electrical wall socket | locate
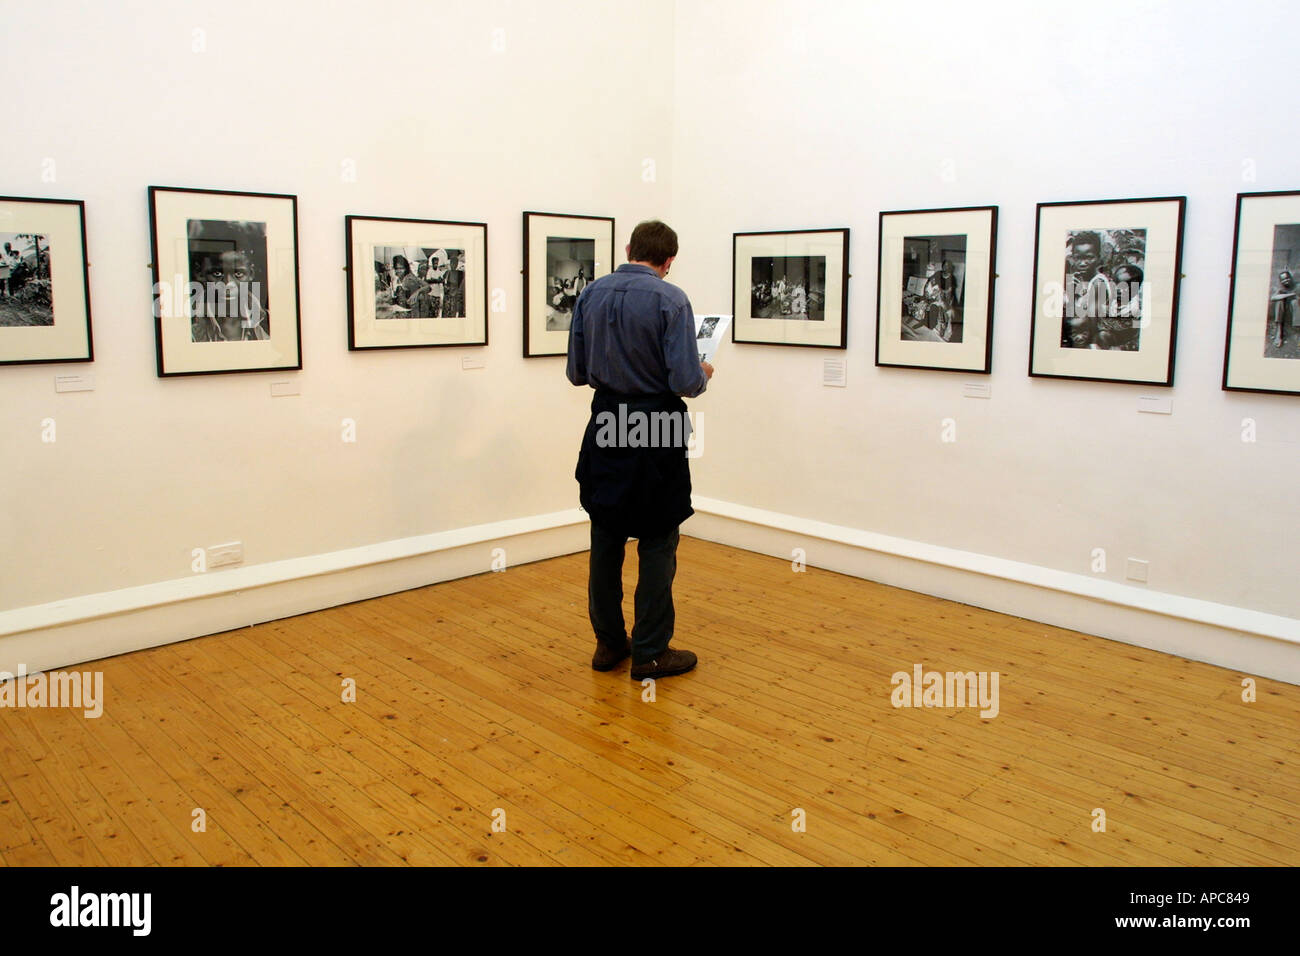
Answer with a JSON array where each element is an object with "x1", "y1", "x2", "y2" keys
[{"x1": 207, "y1": 541, "x2": 243, "y2": 568}]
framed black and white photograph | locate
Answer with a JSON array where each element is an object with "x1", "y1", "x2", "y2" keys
[
  {"x1": 732, "y1": 228, "x2": 849, "y2": 348},
  {"x1": 1030, "y1": 197, "x2": 1185, "y2": 385},
  {"x1": 347, "y1": 216, "x2": 487, "y2": 351},
  {"x1": 876, "y1": 206, "x2": 997, "y2": 373},
  {"x1": 1224, "y1": 190, "x2": 1300, "y2": 394},
  {"x1": 0, "y1": 196, "x2": 92, "y2": 366},
  {"x1": 522, "y1": 211, "x2": 613, "y2": 357},
  {"x1": 149, "y1": 186, "x2": 301, "y2": 376}
]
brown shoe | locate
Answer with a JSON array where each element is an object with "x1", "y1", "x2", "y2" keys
[
  {"x1": 591, "y1": 639, "x2": 631, "y2": 671},
  {"x1": 630, "y1": 648, "x2": 697, "y2": 680}
]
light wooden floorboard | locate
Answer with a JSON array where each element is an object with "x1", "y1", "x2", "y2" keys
[{"x1": 1, "y1": 536, "x2": 1296, "y2": 866}]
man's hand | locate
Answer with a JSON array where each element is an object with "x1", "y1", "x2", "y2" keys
[{"x1": 701, "y1": 361, "x2": 714, "y2": 380}]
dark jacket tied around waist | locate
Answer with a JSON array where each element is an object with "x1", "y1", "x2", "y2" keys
[{"x1": 576, "y1": 390, "x2": 693, "y2": 539}]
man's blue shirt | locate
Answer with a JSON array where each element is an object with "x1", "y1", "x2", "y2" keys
[{"x1": 566, "y1": 264, "x2": 708, "y2": 398}]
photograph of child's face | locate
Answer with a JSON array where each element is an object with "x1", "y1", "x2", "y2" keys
[
  {"x1": 202, "y1": 251, "x2": 255, "y2": 311},
  {"x1": 186, "y1": 218, "x2": 270, "y2": 342},
  {"x1": 1065, "y1": 311, "x2": 1094, "y2": 347},
  {"x1": 1069, "y1": 239, "x2": 1101, "y2": 279}
]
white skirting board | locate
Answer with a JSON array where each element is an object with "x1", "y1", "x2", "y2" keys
[
  {"x1": 0, "y1": 511, "x2": 591, "y2": 677},
  {"x1": 684, "y1": 497, "x2": 1300, "y2": 686},
  {"x1": 5, "y1": 499, "x2": 1298, "y2": 686}
]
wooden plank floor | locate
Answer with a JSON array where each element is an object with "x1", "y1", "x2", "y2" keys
[{"x1": 2, "y1": 536, "x2": 1297, "y2": 866}]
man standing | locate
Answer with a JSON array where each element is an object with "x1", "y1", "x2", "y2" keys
[
  {"x1": 566, "y1": 220, "x2": 713, "y2": 679},
  {"x1": 1269, "y1": 270, "x2": 1298, "y2": 351},
  {"x1": 937, "y1": 260, "x2": 958, "y2": 308}
]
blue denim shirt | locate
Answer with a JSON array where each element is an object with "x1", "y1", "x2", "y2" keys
[{"x1": 566, "y1": 264, "x2": 708, "y2": 398}]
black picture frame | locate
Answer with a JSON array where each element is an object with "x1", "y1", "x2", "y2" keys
[
  {"x1": 345, "y1": 215, "x2": 488, "y2": 351},
  {"x1": 875, "y1": 205, "x2": 998, "y2": 374},
  {"x1": 1029, "y1": 196, "x2": 1185, "y2": 386},
  {"x1": 149, "y1": 186, "x2": 302, "y2": 377},
  {"x1": 522, "y1": 211, "x2": 614, "y2": 358},
  {"x1": 0, "y1": 195, "x2": 93, "y2": 366},
  {"x1": 732, "y1": 228, "x2": 849, "y2": 349},
  {"x1": 1223, "y1": 190, "x2": 1300, "y2": 395}
]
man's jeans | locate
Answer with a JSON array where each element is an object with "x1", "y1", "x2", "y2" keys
[{"x1": 588, "y1": 520, "x2": 679, "y2": 664}]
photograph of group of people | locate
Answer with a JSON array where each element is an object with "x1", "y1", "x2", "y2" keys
[
  {"x1": 545, "y1": 238, "x2": 595, "y2": 332},
  {"x1": 373, "y1": 245, "x2": 466, "y2": 321},
  {"x1": 187, "y1": 219, "x2": 270, "y2": 343},
  {"x1": 1059, "y1": 228, "x2": 1146, "y2": 351},
  {"x1": 1266, "y1": 223, "x2": 1300, "y2": 360},
  {"x1": 0, "y1": 233, "x2": 52, "y2": 327},
  {"x1": 696, "y1": 314, "x2": 719, "y2": 363},
  {"x1": 900, "y1": 235, "x2": 965, "y2": 343},
  {"x1": 750, "y1": 255, "x2": 826, "y2": 321}
]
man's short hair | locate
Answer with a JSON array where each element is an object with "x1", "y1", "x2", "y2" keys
[{"x1": 629, "y1": 220, "x2": 678, "y2": 266}]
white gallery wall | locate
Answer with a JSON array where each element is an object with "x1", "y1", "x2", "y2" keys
[
  {"x1": 1, "y1": 1, "x2": 674, "y2": 632},
  {"x1": 2, "y1": 0, "x2": 1297, "y2": 680},
  {"x1": 672, "y1": 0, "x2": 1299, "y2": 674}
]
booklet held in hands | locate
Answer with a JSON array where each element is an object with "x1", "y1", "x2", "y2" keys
[{"x1": 694, "y1": 313, "x2": 731, "y2": 364}]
